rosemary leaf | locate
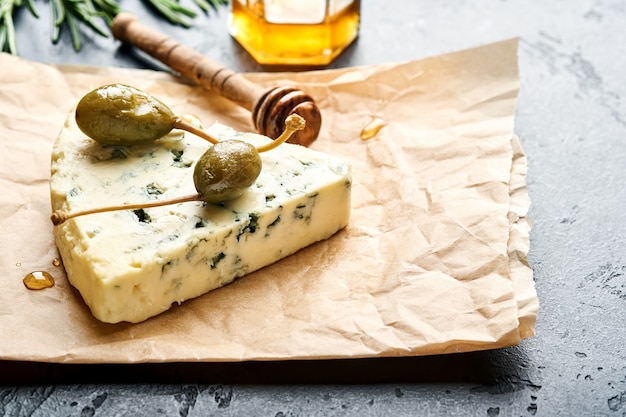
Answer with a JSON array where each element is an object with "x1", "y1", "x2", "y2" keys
[
  {"x1": 50, "y1": 0, "x2": 62, "y2": 43},
  {"x1": 65, "y1": 6, "x2": 81, "y2": 51},
  {"x1": 24, "y1": 0, "x2": 38, "y2": 17},
  {"x1": 4, "y1": 8, "x2": 15, "y2": 54}
]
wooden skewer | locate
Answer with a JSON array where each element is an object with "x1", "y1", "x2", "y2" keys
[{"x1": 111, "y1": 12, "x2": 321, "y2": 147}]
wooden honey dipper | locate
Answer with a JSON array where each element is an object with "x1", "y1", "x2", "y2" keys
[{"x1": 111, "y1": 12, "x2": 321, "y2": 147}]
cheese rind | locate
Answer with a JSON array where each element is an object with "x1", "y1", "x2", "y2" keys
[{"x1": 51, "y1": 114, "x2": 351, "y2": 323}]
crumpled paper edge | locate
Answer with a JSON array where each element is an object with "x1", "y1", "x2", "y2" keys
[{"x1": 509, "y1": 135, "x2": 538, "y2": 338}]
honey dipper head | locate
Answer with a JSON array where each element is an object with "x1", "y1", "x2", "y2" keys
[{"x1": 253, "y1": 86, "x2": 322, "y2": 147}]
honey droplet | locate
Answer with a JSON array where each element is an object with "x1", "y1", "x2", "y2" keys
[
  {"x1": 15, "y1": 262, "x2": 22, "y2": 267},
  {"x1": 23, "y1": 271, "x2": 55, "y2": 290},
  {"x1": 360, "y1": 117, "x2": 387, "y2": 141},
  {"x1": 52, "y1": 258, "x2": 62, "y2": 267}
]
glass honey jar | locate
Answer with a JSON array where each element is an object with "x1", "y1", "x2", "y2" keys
[{"x1": 228, "y1": 0, "x2": 360, "y2": 66}]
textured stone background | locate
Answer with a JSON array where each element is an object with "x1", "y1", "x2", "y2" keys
[{"x1": 2, "y1": 0, "x2": 625, "y2": 416}]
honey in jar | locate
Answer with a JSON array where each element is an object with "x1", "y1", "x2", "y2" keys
[{"x1": 228, "y1": 0, "x2": 360, "y2": 66}]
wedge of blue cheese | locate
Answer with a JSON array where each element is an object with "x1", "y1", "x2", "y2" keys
[{"x1": 50, "y1": 114, "x2": 351, "y2": 323}]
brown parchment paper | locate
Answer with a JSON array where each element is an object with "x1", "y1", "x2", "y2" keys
[{"x1": 0, "y1": 38, "x2": 537, "y2": 363}]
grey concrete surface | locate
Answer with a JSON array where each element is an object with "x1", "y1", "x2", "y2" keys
[{"x1": 2, "y1": 0, "x2": 625, "y2": 416}]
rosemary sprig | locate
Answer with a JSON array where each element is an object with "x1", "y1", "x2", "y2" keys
[
  {"x1": 0, "y1": 0, "x2": 227, "y2": 55},
  {"x1": 50, "y1": 0, "x2": 111, "y2": 51},
  {"x1": 0, "y1": 0, "x2": 38, "y2": 55}
]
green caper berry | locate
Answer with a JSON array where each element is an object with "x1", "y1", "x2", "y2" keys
[
  {"x1": 75, "y1": 83, "x2": 178, "y2": 145},
  {"x1": 193, "y1": 140, "x2": 262, "y2": 204}
]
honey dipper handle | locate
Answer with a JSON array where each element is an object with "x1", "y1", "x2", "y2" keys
[
  {"x1": 111, "y1": 13, "x2": 322, "y2": 146},
  {"x1": 111, "y1": 12, "x2": 263, "y2": 110}
]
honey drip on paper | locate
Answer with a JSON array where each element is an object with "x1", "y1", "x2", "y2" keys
[
  {"x1": 23, "y1": 271, "x2": 55, "y2": 290},
  {"x1": 52, "y1": 258, "x2": 62, "y2": 267},
  {"x1": 360, "y1": 117, "x2": 387, "y2": 141}
]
